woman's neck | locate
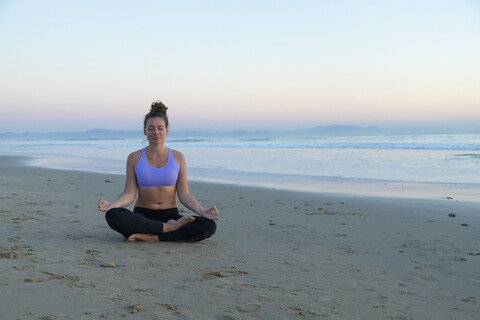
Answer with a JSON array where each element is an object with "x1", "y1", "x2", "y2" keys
[{"x1": 147, "y1": 144, "x2": 167, "y2": 153}]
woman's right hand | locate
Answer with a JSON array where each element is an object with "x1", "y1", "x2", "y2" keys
[{"x1": 98, "y1": 198, "x2": 112, "y2": 212}]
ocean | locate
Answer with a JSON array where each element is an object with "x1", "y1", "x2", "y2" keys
[{"x1": 1, "y1": 133, "x2": 479, "y2": 200}]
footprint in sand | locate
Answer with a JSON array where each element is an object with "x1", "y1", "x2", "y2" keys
[
  {"x1": 38, "y1": 315, "x2": 58, "y2": 320},
  {"x1": 202, "y1": 269, "x2": 248, "y2": 279},
  {"x1": 24, "y1": 278, "x2": 46, "y2": 283},
  {"x1": 0, "y1": 245, "x2": 34, "y2": 259},
  {"x1": 127, "y1": 304, "x2": 143, "y2": 314},
  {"x1": 236, "y1": 303, "x2": 262, "y2": 313},
  {"x1": 216, "y1": 315, "x2": 242, "y2": 320}
]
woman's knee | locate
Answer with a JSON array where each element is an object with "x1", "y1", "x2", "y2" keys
[
  {"x1": 203, "y1": 219, "x2": 217, "y2": 238},
  {"x1": 105, "y1": 208, "x2": 128, "y2": 229}
]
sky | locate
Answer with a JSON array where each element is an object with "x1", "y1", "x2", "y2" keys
[{"x1": 0, "y1": 0, "x2": 479, "y2": 133}]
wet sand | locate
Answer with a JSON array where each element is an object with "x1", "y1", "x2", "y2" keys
[{"x1": 0, "y1": 156, "x2": 478, "y2": 319}]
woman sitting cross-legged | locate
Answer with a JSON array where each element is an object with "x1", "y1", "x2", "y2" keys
[{"x1": 98, "y1": 100, "x2": 218, "y2": 242}]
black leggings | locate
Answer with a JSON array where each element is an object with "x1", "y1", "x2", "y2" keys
[{"x1": 105, "y1": 207, "x2": 216, "y2": 242}]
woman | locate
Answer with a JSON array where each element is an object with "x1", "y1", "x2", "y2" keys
[{"x1": 98, "y1": 100, "x2": 218, "y2": 242}]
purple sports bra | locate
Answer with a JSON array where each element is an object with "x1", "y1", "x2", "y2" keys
[{"x1": 135, "y1": 148, "x2": 180, "y2": 187}]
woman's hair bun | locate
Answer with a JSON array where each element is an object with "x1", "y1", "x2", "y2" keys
[
  {"x1": 150, "y1": 100, "x2": 168, "y2": 114},
  {"x1": 144, "y1": 100, "x2": 170, "y2": 128}
]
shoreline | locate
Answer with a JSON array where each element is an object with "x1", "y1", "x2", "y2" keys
[
  {"x1": 20, "y1": 154, "x2": 480, "y2": 203},
  {"x1": 1, "y1": 156, "x2": 479, "y2": 319}
]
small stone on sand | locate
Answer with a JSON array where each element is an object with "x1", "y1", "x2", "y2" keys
[{"x1": 101, "y1": 262, "x2": 116, "y2": 268}]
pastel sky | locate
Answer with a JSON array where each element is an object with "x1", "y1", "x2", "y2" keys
[{"x1": 1, "y1": 0, "x2": 479, "y2": 132}]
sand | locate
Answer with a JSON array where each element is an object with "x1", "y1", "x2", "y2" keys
[{"x1": 0, "y1": 155, "x2": 478, "y2": 319}]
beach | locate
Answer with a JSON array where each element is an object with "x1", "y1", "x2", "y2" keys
[{"x1": 0, "y1": 156, "x2": 479, "y2": 319}]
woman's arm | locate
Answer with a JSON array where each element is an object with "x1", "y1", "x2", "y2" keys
[
  {"x1": 98, "y1": 152, "x2": 138, "y2": 211},
  {"x1": 174, "y1": 151, "x2": 219, "y2": 220}
]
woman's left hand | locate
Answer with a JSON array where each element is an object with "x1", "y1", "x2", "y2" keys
[{"x1": 202, "y1": 205, "x2": 219, "y2": 220}]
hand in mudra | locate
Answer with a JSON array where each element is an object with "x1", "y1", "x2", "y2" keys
[{"x1": 202, "y1": 206, "x2": 219, "y2": 220}]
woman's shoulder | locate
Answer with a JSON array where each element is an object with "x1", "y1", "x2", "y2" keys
[
  {"x1": 171, "y1": 148, "x2": 185, "y2": 163},
  {"x1": 127, "y1": 149, "x2": 142, "y2": 164}
]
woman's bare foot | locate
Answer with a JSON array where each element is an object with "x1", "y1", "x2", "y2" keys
[
  {"x1": 127, "y1": 216, "x2": 195, "y2": 242},
  {"x1": 127, "y1": 234, "x2": 159, "y2": 242},
  {"x1": 163, "y1": 215, "x2": 195, "y2": 233}
]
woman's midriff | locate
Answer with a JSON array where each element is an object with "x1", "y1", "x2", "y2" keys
[{"x1": 135, "y1": 186, "x2": 178, "y2": 210}]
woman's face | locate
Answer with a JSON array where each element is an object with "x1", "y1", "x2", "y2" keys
[{"x1": 144, "y1": 117, "x2": 168, "y2": 144}]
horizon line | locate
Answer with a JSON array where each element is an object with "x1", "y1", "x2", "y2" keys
[{"x1": 1, "y1": 123, "x2": 479, "y2": 136}]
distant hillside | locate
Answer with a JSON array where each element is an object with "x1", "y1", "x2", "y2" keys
[
  {"x1": 0, "y1": 129, "x2": 144, "y2": 140},
  {"x1": 295, "y1": 125, "x2": 384, "y2": 136},
  {"x1": 0, "y1": 124, "x2": 477, "y2": 140},
  {"x1": 168, "y1": 125, "x2": 387, "y2": 139}
]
